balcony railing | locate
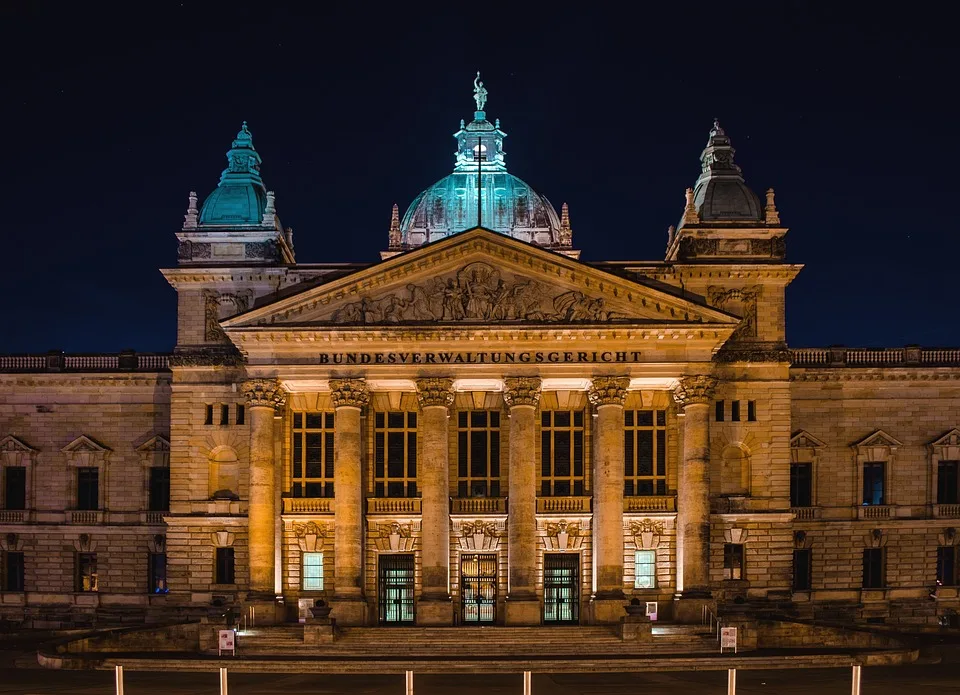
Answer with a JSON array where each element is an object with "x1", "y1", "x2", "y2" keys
[
  {"x1": 68, "y1": 510, "x2": 103, "y2": 524},
  {"x1": 367, "y1": 498, "x2": 422, "y2": 515},
  {"x1": 536, "y1": 496, "x2": 591, "y2": 514},
  {"x1": 623, "y1": 496, "x2": 676, "y2": 513},
  {"x1": 451, "y1": 497, "x2": 507, "y2": 514},
  {"x1": 791, "y1": 507, "x2": 820, "y2": 521},
  {"x1": 282, "y1": 497, "x2": 335, "y2": 514},
  {"x1": 935, "y1": 504, "x2": 960, "y2": 519},
  {"x1": 858, "y1": 505, "x2": 892, "y2": 520},
  {"x1": 0, "y1": 350, "x2": 170, "y2": 372},
  {"x1": 142, "y1": 511, "x2": 166, "y2": 524},
  {"x1": 791, "y1": 346, "x2": 960, "y2": 367},
  {"x1": 0, "y1": 510, "x2": 27, "y2": 523}
]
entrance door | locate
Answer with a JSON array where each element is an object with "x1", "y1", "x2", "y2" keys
[
  {"x1": 460, "y1": 553, "x2": 497, "y2": 624},
  {"x1": 378, "y1": 553, "x2": 415, "y2": 625},
  {"x1": 543, "y1": 553, "x2": 579, "y2": 624}
]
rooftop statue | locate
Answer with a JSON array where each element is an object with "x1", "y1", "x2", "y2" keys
[{"x1": 473, "y1": 71, "x2": 488, "y2": 112}]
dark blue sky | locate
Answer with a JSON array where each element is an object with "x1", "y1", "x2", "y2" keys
[{"x1": 3, "y1": 2, "x2": 955, "y2": 353}]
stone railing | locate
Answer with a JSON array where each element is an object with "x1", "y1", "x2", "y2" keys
[
  {"x1": 858, "y1": 505, "x2": 892, "y2": 520},
  {"x1": 142, "y1": 511, "x2": 166, "y2": 524},
  {"x1": 791, "y1": 507, "x2": 820, "y2": 521},
  {"x1": 537, "y1": 496, "x2": 592, "y2": 514},
  {"x1": 451, "y1": 497, "x2": 507, "y2": 514},
  {"x1": 367, "y1": 498, "x2": 422, "y2": 515},
  {"x1": 282, "y1": 498, "x2": 335, "y2": 514},
  {"x1": 0, "y1": 510, "x2": 28, "y2": 523},
  {"x1": 791, "y1": 346, "x2": 960, "y2": 368},
  {"x1": 623, "y1": 496, "x2": 676, "y2": 513},
  {"x1": 68, "y1": 510, "x2": 103, "y2": 524},
  {"x1": 934, "y1": 504, "x2": 960, "y2": 519},
  {"x1": 0, "y1": 351, "x2": 170, "y2": 373}
]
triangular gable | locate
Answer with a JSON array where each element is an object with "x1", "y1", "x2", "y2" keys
[
  {"x1": 930, "y1": 429, "x2": 960, "y2": 459},
  {"x1": 0, "y1": 435, "x2": 38, "y2": 467},
  {"x1": 791, "y1": 430, "x2": 826, "y2": 449},
  {"x1": 135, "y1": 435, "x2": 170, "y2": 454},
  {"x1": 61, "y1": 435, "x2": 111, "y2": 454},
  {"x1": 223, "y1": 228, "x2": 739, "y2": 330},
  {"x1": 851, "y1": 429, "x2": 903, "y2": 452}
]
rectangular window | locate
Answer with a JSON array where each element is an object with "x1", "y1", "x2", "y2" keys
[
  {"x1": 723, "y1": 543, "x2": 744, "y2": 580},
  {"x1": 790, "y1": 463, "x2": 813, "y2": 507},
  {"x1": 374, "y1": 412, "x2": 418, "y2": 498},
  {"x1": 715, "y1": 401, "x2": 724, "y2": 422},
  {"x1": 302, "y1": 552, "x2": 324, "y2": 591},
  {"x1": 623, "y1": 409, "x2": 667, "y2": 496},
  {"x1": 862, "y1": 548, "x2": 885, "y2": 589},
  {"x1": 540, "y1": 410, "x2": 584, "y2": 497},
  {"x1": 457, "y1": 411, "x2": 501, "y2": 498},
  {"x1": 938, "y1": 461, "x2": 960, "y2": 505},
  {"x1": 937, "y1": 547, "x2": 957, "y2": 586},
  {"x1": 76, "y1": 552, "x2": 98, "y2": 592},
  {"x1": 220, "y1": 404, "x2": 230, "y2": 426},
  {"x1": 215, "y1": 547, "x2": 235, "y2": 585},
  {"x1": 731, "y1": 400, "x2": 741, "y2": 422},
  {"x1": 634, "y1": 549, "x2": 656, "y2": 589},
  {"x1": 148, "y1": 552, "x2": 168, "y2": 594},
  {"x1": 793, "y1": 548, "x2": 812, "y2": 590},
  {"x1": 236, "y1": 404, "x2": 245, "y2": 426},
  {"x1": 204, "y1": 404, "x2": 214, "y2": 425},
  {"x1": 149, "y1": 467, "x2": 170, "y2": 512},
  {"x1": 862, "y1": 462, "x2": 885, "y2": 506},
  {"x1": 2, "y1": 551, "x2": 24, "y2": 592},
  {"x1": 747, "y1": 400, "x2": 757, "y2": 422},
  {"x1": 76, "y1": 467, "x2": 99, "y2": 511},
  {"x1": 291, "y1": 412, "x2": 336, "y2": 498},
  {"x1": 4, "y1": 466, "x2": 26, "y2": 510}
]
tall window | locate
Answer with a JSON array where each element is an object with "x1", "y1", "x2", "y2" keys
[
  {"x1": 76, "y1": 467, "x2": 99, "y2": 510},
  {"x1": 747, "y1": 401, "x2": 757, "y2": 422},
  {"x1": 938, "y1": 547, "x2": 959, "y2": 586},
  {"x1": 624, "y1": 410, "x2": 667, "y2": 496},
  {"x1": 215, "y1": 547, "x2": 235, "y2": 585},
  {"x1": 3, "y1": 467, "x2": 26, "y2": 510},
  {"x1": 938, "y1": 461, "x2": 960, "y2": 504},
  {"x1": 302, "y1": 552, "x2": 324, "y2": 591},
  {"x1": 149, "y1": 467, "x2": 170, "y2": 511},
  {"x1": 731, "y1": 401, "x2": 741, "y2": 422},
  {"x1": 292, "y1": 413, "x2": 336, "y2": 498},
  {"x1": 148, "y1": 553, "x2": 168, "y2": 593},
  {"x1": 790, "y1": 463, "x2": 813, "y2": 507},
  {"x1": 862, "y1": 463, "x2": 885, "y2": 506},
  {"x1": 723, "y1": 543, "x2": 744, "y2": 580},
  {"x1": 375, "y1": 412, "x2": 417, "y2": 498},
  {"x1": 457, "y1": 411, "x2": 500, "y2": 497},
  {"x1": 634, "y1": 550, "x2": 656, "y2": 589},
  {"x1": 76, "y1": 552, "x2": 98, "y2": 592},
  {"x1": 2, "y1": 551, "x2": 24, "y2": 592},
  {"x1": 793, "y1": 548, "x2": 812, "y2": 590},
  {"x1": 540, "y1": 411, "x2": 584, "y2": 496},
  {"x1": 862, "y1": 548, "x2": 885, "y2": 589},
  {"x1": 220, "y1": 404, "x2": 230, "y2": 426},
  {"x1": 715, "y1": 401, "x2": 724, "y2": 422},
  {"x1": 236, "y1": 404, "x2": 245, "y2": 425}
]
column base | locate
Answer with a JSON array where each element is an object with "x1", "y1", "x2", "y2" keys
[
  {"x1": 330, "y1": 596, "x2": 368, "y2": 626},
  {"x1": 673, "y1": 590, "x2": 715, "y2": 624},
  {"x1": 590, "y1": 592, "x2": 627, "y2": 624},
  {"x1": 416, "y1": 595, "x2": 454, "y2": 625},
  {"x1": 505, "y1": 594, "x2": 541, "y2": 626},
  {"x1": 241, "y1": 595, "x2": 283, "y2": 626}
]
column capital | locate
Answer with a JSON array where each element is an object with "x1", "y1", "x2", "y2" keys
[
  {"x1": 330, "y1": 378, "x2": 370, "y2": 409},
  {"x1": 239, "y1": 378, "x2": 286, "y2": 411},
  {"x1": 673, "y1": 375, "x2": 718, "y2": 408},
  {"x1": 503, "y1": 377, "x2": 542, "y2": 408},
  {"x1": 587, "y1": 376, "x2": 630, "y2": 407},
  {"x1": 415, "y1": 378, "x2": 455, "y2": 409}
]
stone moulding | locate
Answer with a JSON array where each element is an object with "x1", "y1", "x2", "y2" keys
[
  {"x1": 415, "y1": 378, "x2": 455, "y2": 409},
  {"x1": 169, "y1": 346, "x2": 244, "y2": 367},
  {"x1": 329, "y1": 378, "x2": 370, "y2": 408},
  {"x1": 587, "y1": 376, "x2": 630, "y2": 406},
  {"x1": 503, "y1": 376, "x2": 542, "y2": 408},
  {"x1": 240, "y1": 378, "x2": 287, "y2": 410},
  {"x1": 673, "y1": 375, "x2": 718, "y2": 407}
]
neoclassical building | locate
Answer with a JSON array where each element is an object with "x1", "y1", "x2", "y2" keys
[{"x1": 2, "y1": 81, "x2": 959, "y2": 629}]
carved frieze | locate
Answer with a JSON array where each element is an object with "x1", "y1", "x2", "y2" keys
[
  {"x1": 415, "y1": 377, "x2": 455, "y2": 409},
  {"x1": 714, "y1": 341, "x2": 791, "y2": 363},
  {"x1": 244, "y1": 240, "x2": 278, "y2": 260},
  {"x1": 177, "y1": 240, "x2": 211, "y2": 261},
  {"x1": 169, "y1": 346, "x2": 244, "y2": 367},
  {"x1": 329, "y1": 378, "x2": 370, "y2": 409},
  {"x1": 458, "y1": 520, "x2": 500, "y2": 551},
  {"x1": 240, "y1": 378, "x2": 287, "y2": 411},
  {"x1": 294, "y1": 521, "x2": 329, "y2": 553},
  {"x1": 544, "y1": 519, "x2": 583, "y2": 551},
  {"x1": 375, "y1": 521, "x2": 416, "y2": 552},
  {"x1": 587, "y1": 376, "x2": 630, "y2": 407},
  {"x1": 204, "y1": 290, "x2": 253, "y2": 343},
  {"x1": 503, "y1": 376, "x2": 542, "y2": 408},
  {"x1": 673, "y1": 375, "x2": 718, "y2": 408},
  {"x1": 630, "y1": 518, "x2": 665, "y2": 550},
  {"x1": 708, "y1": 285, "x2": 761, "y2": 340}
]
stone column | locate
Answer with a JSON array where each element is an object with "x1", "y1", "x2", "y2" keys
[
  {"x1": 673, "y1": 375, "x2": 718, "y2": 622},
  {"x1": 587, "y1": 376, "x2": 630, "y2": 623},
  {"x1": 415, "y1": 378, "x2": 455, "y2": 625},
  {"x1": 330, "y1": 378, "x2": 369, "y2": 626},
  {"x1": 503, "y1": 376, "x2": 542, "y2": 625},
  {"x1": 240, "y1": 378, "x2": 286, "y2": 598}
]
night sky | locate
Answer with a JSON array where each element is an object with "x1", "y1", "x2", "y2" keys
[{"x1": 3, "y1": 3, "x2": 955, "y2": 353}]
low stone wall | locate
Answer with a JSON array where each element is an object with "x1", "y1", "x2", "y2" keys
[
  {"x1": 60, "y1": 622, "x2": 200, "y2": 654},
  {"x1": 756, "y1": 619, "x2": 907, "y2": 650}
]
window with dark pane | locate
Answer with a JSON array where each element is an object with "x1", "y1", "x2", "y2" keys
[
  {"x1": 457, "y1": 411, "x2": 501, "y2": 498},
  {"x1": 215, "y1": 547, "x2": 235, "y2": 585},
  {"x1": 715, "y1": 401, "x2": 724, "y2": 422},
  {"x1": 862, "y1": 548, "x2": 884, "y2": 589},
  {"x1": 623, "y1": 410, "x2": 668, "y2": 497},
  {"x1": 792, "y1": 548, "x2": 812, "y2": 590},
  {"x1": 747, "y1": 400, "x2": 757, "y2": 422},
  {"x1": 937, "y1": 546, "x2": 958, "y2": 586},
  {"x1": 149, "y1": 466, "x2": 170, "y2": 511},
  {"x1": 2, "y1": 551, "x2": 24, "y2": 592},
  {"x1": 149, "y1": 552, "x2": 168, "y2": 593},
  {"x1": 204, "y1": 404, "x2": 214, "y2": 425},
  {"x1": 790, "y1": 463, "x2": 813, "y2": 507},
  {"x1": 731, "y1": 400, "x2": 741, "y2": 422},
  {"x1": 540, "y1": 411, "x2": 585, "y2": 496},
  {"x1": 4, "y1": 466, "x2": 26, "y2": 510},
  {"x1": 77, "y1": 467, "x2": 99, "y2": 510},
  {"x1": 723, "y1": 543, "x2": 744, "y2": 580},
  {"x1": 938, "y1": 461, "x2": 960, "y2": 505},
  {"x1": 291, "y1": 412, "x2": 336, "y2": 498},
  {"x1": 220, "y1": 404, "x2": 230, "y2": 426},
  {"x1": 862, "y1": 462, "x2": 885, "y2": 506},
  {"x1": 236, "y1": 404, "x2": 245, "y2": 425},
  {"x1": 375, "y1": 412, "x2": 418, "y2": 498}
]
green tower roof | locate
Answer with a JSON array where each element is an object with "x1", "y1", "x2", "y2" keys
[{"x1": 198, "y1": 122, "x2": 268, "y2": 226}]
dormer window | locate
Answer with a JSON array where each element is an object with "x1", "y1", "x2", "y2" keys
[{"x1": 473, "y1": 144, "x2": 488, "y2": 162}]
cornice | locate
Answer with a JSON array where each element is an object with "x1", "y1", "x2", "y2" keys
[
  {"x1": 790, "y1": 369, "x2": 960, "y2": 382},
  {"x1": 634, "y1": 264, "x2": 804, "y2": 283},
  {"x1": 0, "y1": 375, "x2": 171, "y2": 388}
]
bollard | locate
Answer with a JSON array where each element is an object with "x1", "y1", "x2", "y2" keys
[
  {"x1": 114, "y1": 665, "x2": 124, "y2": 695},
  {"x1": 523, "y1": 670, "x2": 532, "y2": 695},
  {"x1": 220, "y1": 666, "x2": 228, "y2": 695},
  {"x1": 851, "y1": 664, "x2": 861, "y2": 695},
  {"x1": 405, "y1": 670, "x2": 414, "y2": 695},
  {"x1": 727, "y1": 668, "x2": 736, "y2": 695}
]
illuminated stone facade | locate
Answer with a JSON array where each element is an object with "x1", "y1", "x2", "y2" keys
[{"x1": 1, "y1": 90, "x2": 959, "y2": 630}]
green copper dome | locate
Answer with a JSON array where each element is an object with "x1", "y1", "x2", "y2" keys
[{"x1": 198, "y1": 122, "x2": 268, "y2": 226}]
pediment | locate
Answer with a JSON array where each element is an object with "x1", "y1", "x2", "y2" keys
[
  {"x1": 0, "y1": 435, "x2": 38, "y2": 467},
  {"x1": 136, "y1": 434, "x2": 170, "y2": 454},
  {"x1": 851, "y1": 429, "x2": 902, "y2": 453},
  {"x1": 223, "y1": 228, "x2": 739, "y2": 330},
  {"x1": 930, "y1": 429, "x2": 960, "y2": 459},
  {"x1": 62, "y1": 435, "x2": 111, "y2": 466},
  {"x1": 790, "y1": 430, "x2": 826, "y2": 449}
]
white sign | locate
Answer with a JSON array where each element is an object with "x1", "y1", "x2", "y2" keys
[
  {"x1": 720, "y1": 626, "x2": 738, "y2": 653},
  {"x1": 645, "y1": 601, "x2": 658, "y2": 621},
  {"x1": 218, "y1": 629, "x2": 236, "y2": 656}
]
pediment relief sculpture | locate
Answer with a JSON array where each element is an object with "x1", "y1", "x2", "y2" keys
[
  {"x1": 458, "y1": 520, "x2": 500, "y2": 551},
  {"x1": 544, "y1": 519, "x2": 583, "y2": 551},
  {"x1": 375, "y1": 521, "x2": 416, "y2": 552},
  {"x1": 631, "y1": 518, "x2": 665, "y2": 550}
]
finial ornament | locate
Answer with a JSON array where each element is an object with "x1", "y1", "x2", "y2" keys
[
  {"x1": 388, "y1": 203, "x2": 402, "y2": 248},
  {"x1": 183, "y1": 191, "x2": 199, "y2": 229},
  {"x1": 473, "y1": 71, "x2": 488, "y2": 112},
  {"x1": 558, "y1": 202, "x2": 573, "y2": 246},
  {"x1": 711, "y1": 118, "x2": 724, "y2": 136},
  {"x1": 262, "y1": 190, "x2": 277, "y2": 227},
  {"x1": 681, "y1": 187, "x2": 700, "y2": 226},
  {"x1": 765, "y1": 188, "x2": 780, "y2": 225}
]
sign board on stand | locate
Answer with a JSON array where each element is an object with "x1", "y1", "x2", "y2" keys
[
  {"x1": 720, "y1": 626, "x2": 738, "y2": 653},
  {"x1": 218, "y1": 629, "x2": 236, "y2": 656},
  {"x1": 645, "y1": 601, "x2": 658, "y2": 621}
]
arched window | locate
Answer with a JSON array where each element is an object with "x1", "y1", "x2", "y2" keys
[
  {"x1": 209, "y1": 447, "x2": 239, "y2": 500},
  {"x1": 720, "y1": 444, "x2": 750, "y2": 496}
]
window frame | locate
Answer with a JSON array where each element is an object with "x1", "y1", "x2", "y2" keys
[
  {"x1": 862, "y1": 548, "x2": 885, "y2": 589},
  {"x1": 76, "y1": 467, "x2": 100, "y2": 511},
  {"x1": 291, "y1": 412, "x2": 336, "y2": 498},
  {"x1": 148, "y1": 466, "x2": 170, "y2": 512},
  {"x1": 723, "y1": 543, "x2": 744, "y2": 580},
  {"x1": 374, "y1": 411, "x2": 418, "y2": 498},
  {"x1": 938, "y1": 461, "x2": 960, "y2": 505},
  {"x1": 456, "y1": 410, "x2": 501, "y2": 498},
  {"x1": 215, "y1": 547, "x2": 236, "y2": 585},
  {"x1": 76, "y1": 552, "x2": 98, "y2": 592},
  {"x1": 540, "y1": 410, "x2": 585, "y2": 497},
  {"x1": 3, "y1": 466, "x2": 26, "y2": 511},
  {"x1": 937, "y1": 546, "x2": 958, "y2": 587},
  {"x1": 302, "y1": 551, "x2": 324, "y2": 591},
  {"x1": 634, "y1": 549, "x2": 657, "y2": 589},
  {"x1": 623, "y1": 409, "x2": 667, "y2": 497},
  {"x1": 148, "y1": 552, "x2": 168, "y2": 594},
  {"x1": 2, "y1": 551, "x2": 24, "y2": 592},
  {"x1": 790, "y1": 462, "x2": 813, "y2": 508},
  {"x1": 862, "y1": 462, "x2": 886, "y2": 506},
  {"x1": 792, "y1": 548, "x2": 812, "y2": 591}
]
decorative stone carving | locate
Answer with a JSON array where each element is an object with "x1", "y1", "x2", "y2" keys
[
  {"x1": 204, "y1": 290, "x2": 253, "y2": 343},
  {"x1": 240, "y1": 378, "x2": 287, "y2": 411},
  {"x1": 765, "y1": 188, "x2": 780, "y2": 225},
  {"x1": 375, "y1": 521, "x2": 415, "y2": 552},
  {"x1": 415, "y1": 378, "x2": 455, "y2": 409},
  {"x1": 558, "y1": 202, "x2": 573, "y2": 246},
  {"x1": 169, "y1": 346, "x2": 244, "y2": 367},
  {"x1": 930, "y1": 429, "x2": 960, "y2": 459},
  {"x1": 714, "y1": 342, "x2": 792, "y2": 363},
  {"x1": 211, "y1": 531, "x2": 235, "y2": 547},
  {"x1": 866, "y1": 528, "x2": 886, "y2": 548},
  {"x1": 136, "y1": 435, "x2": 170, "y2": 467},
  {"x1": 673, "y1": 375, "x2": 718, "y2": 408},
  {"x1": 587, "y1": 376, "x2": 630, "y2": 407},
  {"x1": 708, "y1": 285, "x2": 761, "y2": 340},
  {"x1": 459, "y1": 520, "x2": 500, "y2": 551},
  {"x1": 677, "y1": 237, "x2": 717, "y2": 260},
  {"x1": 177, "y1": 241, "x2": 211, "y2": 261},
  {"x1": 544, "y1": 519, "x2": 582, "y2": 551},
  {"x1": 61, "y1": 435, "x2": 110, "y2": 467},
  {"x1": 388, "y1": 203, "x2": 402, "y2": 248},
  {"x1": 630, "y1": 519, "x2": 665, "y2": 550},
  {"x1": 503, "y1": 377, "x2": 542, "y2": 408},
  {"x1": 294, "y1": 521, "x2": 329, "y2": 553},
  {"x1": 723, "y1": 528, "x2": 749, "y2": 544},
  {"x1": 0, "y1": 435, "x2": 37, "y2": 467},
  {"x1": 329, "y1": 378, "x2": 369, "y2": 409},
  {"x1": 74, "y1": 534, "x2": 97, "y2": 553},
  {"x1": 328, "y1": 262, "x2": 623, "y2": 325},
  {"x1": 245, "y1": 240, "x2": 279, "y2": 260},
  {"x1": 183, "y1": 191, "x2": 199, "y2": 229}
]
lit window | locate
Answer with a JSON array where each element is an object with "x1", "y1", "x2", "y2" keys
[
  {"x1": 634, "y1": 550, "x2": 656, "y2": 589},
  {"x1": 723, "y1": 543, "x2": 744, "y2": 580},
  {"x1": 76, "y1": 552, "x2": 98, "y2": 592},
  {"x1": 374, "y1": 412, "x2": 418, "y2": 498},
  {"x1": 291, "y1": 412, "x2": 336, "y2": 498},
  {"x1": 302, "y1": 552, "x2": 324, "y2": 591}
]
